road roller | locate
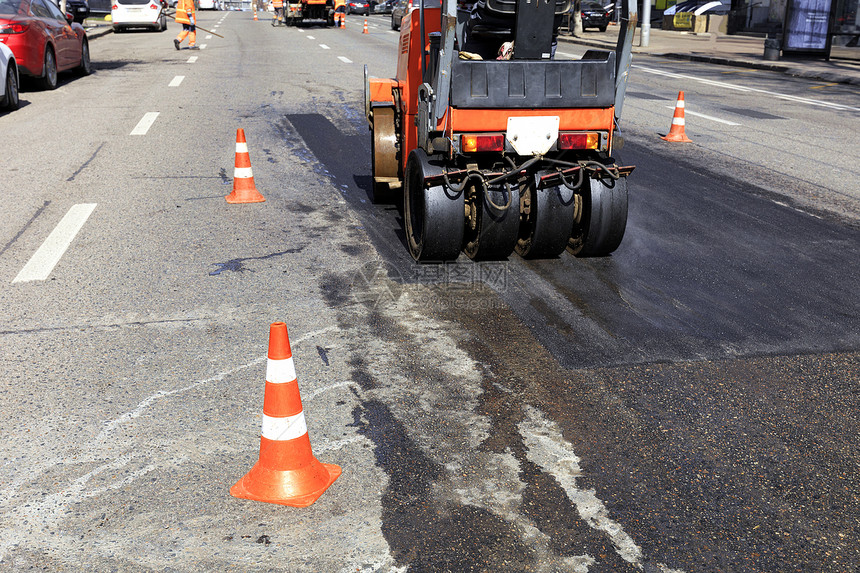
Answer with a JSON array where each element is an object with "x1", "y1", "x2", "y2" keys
[{"x1": 365, "y1": 0, "x2": 637, "y2": 261}]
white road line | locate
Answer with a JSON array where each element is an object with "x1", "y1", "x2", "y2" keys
[
  {"x1": 168, "y1": 75, "x2": 184, "y2": 87},
  {"x1": 634, "y1": 64, "x2": 860, "y2": 112},
  {"x1": 319, "y1": 43, "x2": 330, "y2": 49},
  {"x1": 187, "y1": 55, "x2": 198, "y2": 63},
  {"x1": 519, "y1": 406, "x2": 687, "y2": 573},
  {"x1": 665, "y1": 105, "x2": 741, "y2": 126},
  {"x1": 306, "y1": 35, "x2": 315, "y2": 39},
  {"x1": 199, "y1": 44, "x2": 207, "y2": 49},
  {"x1": 205, "y1": 34, "x2": 212, "y2": 39},
  {"x1": 12, "y1": 204, "x2": 97, "y2": 283},
  {"x1": 130, "y1": 111, "x2": 159, "y2": 135},
  {"x1": 338, "y1": 56, "x2": 352, "y2": 63}
]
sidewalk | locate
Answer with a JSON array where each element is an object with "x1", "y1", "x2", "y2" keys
[{"x1": 559, "y1": 25, "x2": 860, "y2": 86}]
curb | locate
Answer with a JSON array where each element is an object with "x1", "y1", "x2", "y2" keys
[
  {"x1": 559, "y1": 35, "x2": 859, "y2": 86},
  {"x1": 84, "y1": 25, "x2": 114, "y2": 39}
]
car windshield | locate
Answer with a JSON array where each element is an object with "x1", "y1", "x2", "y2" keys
[
  {"x1": 582, "y1": 2, "x2": 603, "y2": 9},
  {"x1": 116, "y1": 0, "x2": 152, "y2": 5},
  {"x1": 0, "y1": 0, "x2": 25, "y2": 15}
]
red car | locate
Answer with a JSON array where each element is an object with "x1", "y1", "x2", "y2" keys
[{"x1": 0, "y1": 0, "x2": 91, "y2": 90}]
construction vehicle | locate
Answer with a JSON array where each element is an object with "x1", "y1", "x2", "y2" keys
[
  {"x1": 285, "y1": 0, "x2": 341, "y2": 25},
  {"x1": 365, "y1": 0, "x2": 637, "y2": 261}
]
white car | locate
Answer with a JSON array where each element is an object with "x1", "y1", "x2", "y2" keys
[
  {"x1": 111, "y1": 0, "x2": 169, "y2": 31},
  {"x1": 1, "y1": 43, "x2": 20, "y2": 112}
]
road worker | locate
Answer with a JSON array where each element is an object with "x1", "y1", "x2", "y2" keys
[
  {"x1": 272, "y1": 0, "x2": 284, "y2": 23},
  {"x1": 174, "y1": 0, "x2": 198, "y2": 50}
]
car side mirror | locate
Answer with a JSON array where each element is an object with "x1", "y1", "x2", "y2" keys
[{"x1": 65, "y1": 12, "x2": 74, "y2": 22}]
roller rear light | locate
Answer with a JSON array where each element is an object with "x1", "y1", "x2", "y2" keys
[
  {"x1": 460, "y1": 133, "x2": 504, "y2": 153},
  {"x1": 558, "y1": 132, "x2": 601, "y2": 150}
]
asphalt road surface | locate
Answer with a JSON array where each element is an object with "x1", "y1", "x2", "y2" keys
[{"x1": 0, "y1": 12, "x2": 858, "y2": 573}]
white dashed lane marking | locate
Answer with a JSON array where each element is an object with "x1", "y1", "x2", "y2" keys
[
  {"x1": 664, "y1": 105, "x2": 741, "y2": 126},
  {"x1": 338, "y1": 56, "x2": 352, "y2": 63},
  {"x1": 130, "y1": 112, "x2": 159, "y2": 135},
  {"x1": 319, "y1": 44, "x2": 330, "y2": 49},
  {"x1": 187, "y1": 55, "x2": 198, "y2": 63},
  {"x1": 635, "y1": 64, "x2": 860, "y2": 112},
  {"x1": 168, "y1": 75, "x2": 184, "y2": 87},
  {"x1": 12, "y1": 204, "x2": 97, "y2": 283}
]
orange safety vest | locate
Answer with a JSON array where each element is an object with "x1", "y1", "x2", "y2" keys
[{"x1": 175, "y1": 0, "x2": 195, "y2": 24}]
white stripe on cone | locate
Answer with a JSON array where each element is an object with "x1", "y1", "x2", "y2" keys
[
  {"x1": 234, "y1": 167, "x2": 254, "y2": 178},
  {"x1": 236, "y1": 142, "x2": 249, "y2": 153},
  {"x1": 266, "y1": 357, "x2": 297, "y2": 384},
  {"x1": 262, "y1": 412, "x2": 308, "y2": 441}
]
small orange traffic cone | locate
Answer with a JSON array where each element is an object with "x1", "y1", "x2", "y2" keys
[
  {"x1": 231, "y1": 322, "x2": 342, "y2": 507},
  {"x1": 253, "y1": 6, "x2": 258, "y2": 20},
  {"x1": 340, "y1": 14, "x2": 345, "y2": 28},
  {"x1": 362, "y1": 18, "x2": 368, "y2": 33},
  {"x1": 225, "y1": 129, "x2": 265, "y2": 204},
  {"x1": 661, "y1": 91, "x2": 692, "y2": 143}
]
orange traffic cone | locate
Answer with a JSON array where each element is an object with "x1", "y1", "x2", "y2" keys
[
  {"x1": 362, "y1": 18, "x2": 368, "y2": 33},
  {"x1": 253, "y1": 6, "x2": 258, "y2": 20},
  {"x1": 231, "y1": 322, "x2": 342, "y2": 507},
  {"x1": 661, "y1": 91, "x2": 692, "y2": 143},
  {"x1": 225, "y1": 129, "x2": 265, "y2": 204}
]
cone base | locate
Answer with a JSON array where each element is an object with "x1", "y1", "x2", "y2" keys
[
  {"x1": 225, "y1": 190, "x2": 266, "y2": 204},
  {"x1": 230, "y1": 461, "x2": 342, "y2": 507},
  {"x1": 661, "y1": 132, "x2": 692, "y2": 143}
]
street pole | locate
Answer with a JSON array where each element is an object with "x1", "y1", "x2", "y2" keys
[{"x1": 640, "y1": 0, "x2": 650, "y2": 46}]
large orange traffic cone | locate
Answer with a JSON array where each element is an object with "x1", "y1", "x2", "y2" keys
[
  {"x1": 225, "y1": 128, "x2": 265, "y2": 204},
  {"x1": 231, "y1": 322, "x2": 342, "y2": 507},
  {"x1": 661, "y1": 91, "x2": 692, "y2": 143},
  {"x1": 362, "y1": 18, "x2": 368, "y2": 33}
]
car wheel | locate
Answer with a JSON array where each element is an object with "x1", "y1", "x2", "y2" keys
[
  {"x1": 38, "y1": 47, "x2": 58, "y2": 90},
  {"x1": 391, "y1": 13, "x2": 398, "y2": 30},
  {"x1": 2, "y1": 65, "x2": 20, "y2": 111},
  {"x1": 75, "y1": 38, "x2": 92, "y2": 76},
  {"x1": 599, "y1": 25, "x2": 607, "y2": 32}
]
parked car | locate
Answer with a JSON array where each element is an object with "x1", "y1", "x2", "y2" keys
[
  {"x1": 53, "y1": 0, "x2": 88, "y2": 23},
  {"x1": 390, "y1": 0, "x2": 407, "y2": 29},
  {"x1": 0, "y1": 0, "x2": 91, "y2": 89},
  {"x1": 346, "y1": 0, "x2": 368, "y2": 14},
  {"x1": 1, "y1": 43, "x2": 20, "y2": 110},
  {"x1": 111, "y1": 0, "x2": 168, "y2": 31},
  {"x1": 373, "y1": 0, "x2": 393, "y2": 13},
  {"x1": 577, "y1": 0, "x2": 610, "y2": 32}
]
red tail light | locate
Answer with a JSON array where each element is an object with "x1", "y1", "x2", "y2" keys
[
  {"x1": 0, "y1": 22, "x2": 29, "y2": 34},
  {"x1": 559, "y1": 132, "x2": 600, "y2": 150},
  {"x1": 461, "y1": 134, "x2": 505, "y2": 153},
  {"x1": 112, "y1": 4, "x2": 118, "y2": 8},
  {"x1": 149, "y1": 1, "x2": 159, "y2": 7}
]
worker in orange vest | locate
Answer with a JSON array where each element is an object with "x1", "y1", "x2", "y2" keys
[
  {"x1": 272, "y1": 0, "x2": 284, "y2": 23},
  {"x1": 173, "y1": 0, "x2": 198, "y2": 50}
]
